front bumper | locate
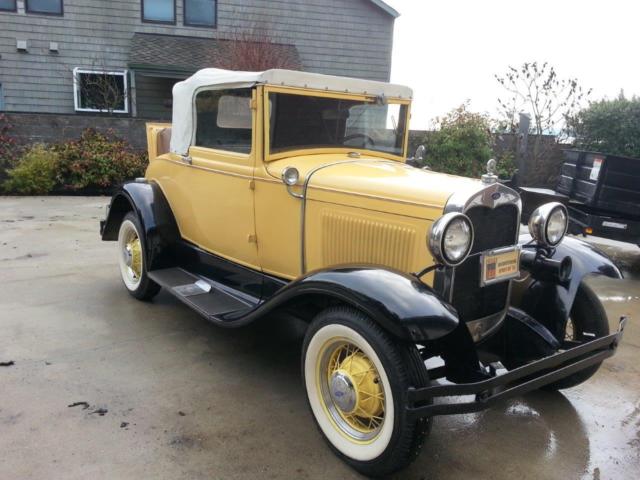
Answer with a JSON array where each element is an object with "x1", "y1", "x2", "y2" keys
[{"x1": 406, "y1": 317, "x2": 627, "y2": 419}]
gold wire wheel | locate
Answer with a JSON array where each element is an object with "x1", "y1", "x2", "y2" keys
[
  {"x1": 118, "y1": 219, "x2": 143, "y2": 290},
  {"x1": 565, "y1": 317, "x2": 576, "y2": 341},
  {"x1": 127, "y1": 236, "x2": 143, "y2": 279},
  {"x1": 318, "y1": 339, "x2": 386, "y2": 442}
]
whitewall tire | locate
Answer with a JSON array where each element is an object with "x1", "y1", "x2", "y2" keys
[
  {"x1": 302, "y1": 307, "x2": 431, "y2": 476},
  {"x1": 116, "y1": 212, "x2": 160, "y2": 300}
]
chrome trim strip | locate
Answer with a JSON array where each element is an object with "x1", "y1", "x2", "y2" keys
[{"x1": 436, "y1": 182, "x2": 522, "y2": 341}]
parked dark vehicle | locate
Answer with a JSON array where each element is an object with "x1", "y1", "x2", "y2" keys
[{"x1": 521, "y1": 150, "x2": 640, "y2": 247}]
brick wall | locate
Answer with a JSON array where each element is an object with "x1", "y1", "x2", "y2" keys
[{"x1": 4, "y1": 112, "x2": 150, "y2": 150}]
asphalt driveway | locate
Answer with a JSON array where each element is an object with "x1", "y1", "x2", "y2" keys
[{"x1": 1, "y1": 196, "x2": 638, "y2": 480}]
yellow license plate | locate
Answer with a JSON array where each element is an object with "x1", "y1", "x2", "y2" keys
[{"x1": 480, "y1": 247, "x2": 520, "y2": 286}]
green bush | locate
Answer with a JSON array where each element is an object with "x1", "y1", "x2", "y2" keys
[
  {"x1": 421, "y1": 104, "x2": 515, "y2": 179},
  {"x1": 569, "y1": 95, "x2": 640, "y2": 158},
  {"x1": 3, "y1": 144, "x2": 59, "y2": 195},
  {"x1": 53, "y1": 129, "x2": 148, "y2": 191},
  {"x1": 0, "y1": 114, "x2": 21, "y2": 186}
]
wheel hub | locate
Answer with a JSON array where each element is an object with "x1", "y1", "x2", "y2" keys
[
  {"x1": 329, "y1": 371, "x2": 357, "y2": 412},
  {"x1": 326, "y1": 347, "x2": 384, "y2": 425}
]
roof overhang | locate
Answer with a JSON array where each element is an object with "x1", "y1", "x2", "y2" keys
[{"x1": 368, "y1": 0, "x2": 399, "y2": 18}]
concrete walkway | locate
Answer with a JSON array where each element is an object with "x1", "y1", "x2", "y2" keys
[{"x1": 0, "y1": 196, "x2": 638, "y2": 480}]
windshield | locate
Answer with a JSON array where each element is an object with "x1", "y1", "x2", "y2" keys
[{"x1": 268, "y1": 92, "x2": 408, "y2": 157}]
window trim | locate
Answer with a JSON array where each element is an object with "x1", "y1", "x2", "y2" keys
[
  {"x1": 184, "y1": 0, "x2": 217, "y2": 28},
  {"x1": 73, "y1": 68, "x2": 130, "y2": 114},
  {"x1": 25, "y1": 0, "x2": 63, "y2": 16},
  {"x1": 0, "y1": 0, "x2": 17, "y2": 13},
  {"x1": 141, "y1": 0, "x2": 176, "y2": 25},
  {"x1": 192, "y1": 86, "x2": 254, "y2": 156},
  {"x1": 262, "y1": 85, "x2": 410, "y2": 162}
]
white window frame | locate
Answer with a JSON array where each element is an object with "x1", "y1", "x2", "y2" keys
[{"x1": 73, "y1": 67, "x2": 129, "y2": 114}]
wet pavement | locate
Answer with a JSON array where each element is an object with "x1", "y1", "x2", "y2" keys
[{"x1": 0, "y1": 196, "x2": 638, "y2": 480}]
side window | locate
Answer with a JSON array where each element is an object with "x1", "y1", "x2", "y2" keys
[{"x1": 195, "y1": 89, "x2": 252, "y2": 154}]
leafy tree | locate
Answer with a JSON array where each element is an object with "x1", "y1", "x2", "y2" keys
[
  {"x1": 422, "y1": 103, "x2": 515, "y2": 179},
  {"x1": 496, "y1": 61, "x2": 590, "y2": 137},
  {"x1": 569, "y1": 93, "x2": 640, "y2": 158}
]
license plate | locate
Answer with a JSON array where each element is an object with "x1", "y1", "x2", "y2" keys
[
  {"x1": 602, "y1": 221, "x2": 627, "y2": 230},
  {"x1": 480, "y1": 246, "x2": 520, "y2": 286}
]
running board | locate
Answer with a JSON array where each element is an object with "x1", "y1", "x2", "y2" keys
[{"x1": 148, "y1": 268, "x2": 257, "y2": 324}]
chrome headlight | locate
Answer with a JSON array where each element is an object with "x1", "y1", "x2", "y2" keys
[
  {"x1": 528, "y1": 202, "x2": 568, "y2": 247},
  {"x1": 428, "y1": 212, "x2": 474, "y2": 267}
]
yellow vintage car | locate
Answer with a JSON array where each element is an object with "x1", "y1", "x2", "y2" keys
[{"x1": 101, "y1": 69, "x2": 626, "y2": 476}]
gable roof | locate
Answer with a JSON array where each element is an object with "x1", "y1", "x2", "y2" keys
[{"x1": 367, "y1": 0, "x2": 399, "y2": 18}]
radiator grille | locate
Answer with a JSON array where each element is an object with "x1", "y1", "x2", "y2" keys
[
  {"x1": 451, "y1": 204, "x2": 519, "y2": 321},
  {"x1": 321, "y1": 212, "x2": 417, "y2": 272}
]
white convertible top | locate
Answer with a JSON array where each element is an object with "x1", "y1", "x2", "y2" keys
[{"x1": 170, "y1": 68, "x2": 413, "y2": 155}]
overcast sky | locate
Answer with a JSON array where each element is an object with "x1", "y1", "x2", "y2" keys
[{"x1": 385, "y1": 0, "x2": 640, "y2": 130}]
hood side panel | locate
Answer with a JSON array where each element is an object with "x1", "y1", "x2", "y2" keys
[{"x1": 305, "y1": 201, "x2": 436, "y2": 285}]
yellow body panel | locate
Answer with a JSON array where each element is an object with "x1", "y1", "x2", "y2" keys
[{"x1": 145, "y1": 84, "x2": 472, "y2": 284}]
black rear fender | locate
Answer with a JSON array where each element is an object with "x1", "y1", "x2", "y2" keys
[{"x1": 100, "y1": 181, "x2": 180, "y2": 270}]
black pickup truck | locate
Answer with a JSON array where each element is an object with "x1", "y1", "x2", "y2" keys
[{"x1": 520, "y1": 150, "x2": 640, "y2": 247}]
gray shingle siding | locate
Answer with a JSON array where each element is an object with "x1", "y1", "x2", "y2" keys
[{"x1": 0, "y1": 0, "x2": 395, "y2": 116}]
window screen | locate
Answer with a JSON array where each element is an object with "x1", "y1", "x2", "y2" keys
[
  {"x1": 185, "y1": 0, "x2": 215, "y2": 27},
  {"x1": 0, "y1": 0, "x2": 17, "y2": 12},
  {"x1": 195, "y1": 89, "x2": 252, "y2": 154},
  {"x1": 26, "y1": 0, "x2": 62, "y2": 14},
  {"x1": 142, "y1": 0, "x2": 174, "y2": 23}
]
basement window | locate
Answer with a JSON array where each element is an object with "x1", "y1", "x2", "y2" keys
[{"x1": 73, "y1": 68, "x2": 129, "y2": 114}]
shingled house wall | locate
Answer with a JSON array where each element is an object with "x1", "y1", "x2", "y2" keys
[{"x1": 0, "y1": 0, "x2": 396, "y2": 120}]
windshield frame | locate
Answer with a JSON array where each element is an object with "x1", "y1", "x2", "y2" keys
[{"x1": 262, "y1": 85, "x2": 411, "y2": 162}]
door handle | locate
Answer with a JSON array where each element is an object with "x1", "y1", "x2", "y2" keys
[{"x1": 181, "y1": 155, "x2": 192, "y2": 165}]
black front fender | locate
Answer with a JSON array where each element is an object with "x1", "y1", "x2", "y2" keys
[
  {"x1": 100, "y1": 181, "x2": 179, "y2": 269},
  {"x1": 515, "y1": 234, "x2": 623, "y2": 339},
  {"x1": 228, "y1": 266, "x2": 460, "y2": 342}
]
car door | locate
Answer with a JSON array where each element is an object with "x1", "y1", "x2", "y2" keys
[{"x1": 179, "y1": 87, "x2": 259, "y2": 270}]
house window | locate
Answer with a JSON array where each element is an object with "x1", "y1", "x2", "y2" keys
[
  {"x1": 73, "y1": 68, "x2": 129, "y2": 114},
  {"x1": 185, "y1": 0, "x2": 216, "y2": 27},
  {"x1": 195, "y1": 89, "x2": 252, "y2": 153},
  {"x1": 0, "y1": 1, "x2": 17, "y2": 12},
  {"x1": 142, "y1": 0, "x2": 175, "y2": 24},
  {"x1": 25, "y1": 0, "x2": 63, "y2": 15}
]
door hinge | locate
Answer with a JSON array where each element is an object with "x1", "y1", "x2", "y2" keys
[
  {"x1": 249, "y1": 180, "x2": 255, "y2": 190},
  {"x1": 250, "y1": 98, "x2": 258, "y2": 110},
  {"x1": 247, "y1": 234, "x2": 258, "y2": 244}
]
